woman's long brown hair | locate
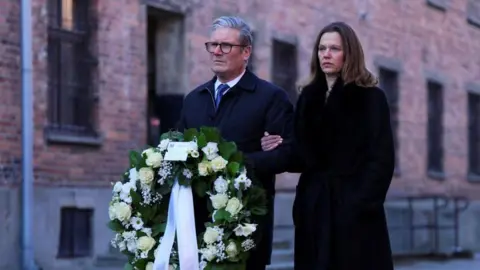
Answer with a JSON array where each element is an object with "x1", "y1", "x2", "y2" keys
[{"x1": 302, "y1": 21, "x2": 378, "y2": 89}]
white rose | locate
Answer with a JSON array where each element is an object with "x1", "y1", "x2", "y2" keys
[
  {"x1": 203, "y1": 227, "x2": 220, "y2": 244},
  {"x1": 146, "y1": 262, "x2": 153, "y2": 270},
  {"x1": 226, "y1": 242, "x2": 239, "y2": 258},
  {"x1": 158, "y1": 139, "x2": 170, "y2": 151},
  {"x1": 142, "y1": 148, "x2": 155, "y2": 157},
  {"x1": 210, "y1": 156, "x2": 228, "y2": 172},
  {"x1": 113, "y1": 181, "x2": 123, "y2": 193},
  {"x1": 198, "y1": 161, "x2": 211, "y2": 176},
  {"x1": 210, "y1": 193, "x2": 228, "y2": 209},
  {"x1": 225, "y1": 198, "x2": 243, "y2": 216},
  {"x1": 214, "y1": 176, "x2": 229, "y2": 193},
  {"x1": 139, "y1": 167, "x2": 155, "y2": 185},
  {"x1": 146, "y1": 152, "x2": 163, "y2": 168},
  {"x1": 201, "y1": 245, "x2": 217, "y2": 262},
  {"x1": 108, "y1": 203, "x2": 116, "y2": 220},
  {"x1": 233, "y1": 223, "x2": 257, "y2": 237},
  {"x1": 202, "y1": 142, "x2": 219, "y2": 160},
  {"x1": 114, "y1": 202, "x2": 132, "y2": 222},
  {"x1": 137, "y1": 235, "x2": 156, "y2": 252}
]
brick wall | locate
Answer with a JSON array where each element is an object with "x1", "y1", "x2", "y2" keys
[
  {"x1": 0, "y1": 0, "x2": 148, "y2": 186},
  {"x1": 1, "y1": 0, "x2": 480, "y2": 198}
]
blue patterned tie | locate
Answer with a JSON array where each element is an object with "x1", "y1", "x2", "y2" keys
[{"x1": 215, "y1": 84, "x2": 229, "y2": 109}]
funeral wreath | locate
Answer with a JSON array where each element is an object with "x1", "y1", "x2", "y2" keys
[{"x1": 107, "y1": 127, "x2": 268, "y2": 270}]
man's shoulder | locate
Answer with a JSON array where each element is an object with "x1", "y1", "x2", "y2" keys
[{"x1": 253, "y1": 76, "x2": 287, "y2": 97}]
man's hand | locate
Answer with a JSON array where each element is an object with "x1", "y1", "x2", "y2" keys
[{"x1": 261, "y1": 132, "x2": 283, "y2": 151}]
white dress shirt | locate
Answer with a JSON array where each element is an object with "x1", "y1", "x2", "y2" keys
[{"x1": 214, "y1": 69, "x2": 246, "y2": 97}]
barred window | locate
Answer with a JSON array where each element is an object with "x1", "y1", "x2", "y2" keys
[{"x1": 47, "y1": 0, "x2": 98, "y2": 140}]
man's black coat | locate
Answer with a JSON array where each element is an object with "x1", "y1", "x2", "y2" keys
[{"x1": 176, "y1": 69, "x2": 294, "y2": 267}]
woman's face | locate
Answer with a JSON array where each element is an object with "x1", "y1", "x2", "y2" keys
[{"x1": 318, "y1": 31, "x2": 344, "y2": 75}]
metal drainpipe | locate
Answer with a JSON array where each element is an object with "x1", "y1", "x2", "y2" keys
[{"x1": 20, "y1": 0, "x2": 38, "y2": 269}]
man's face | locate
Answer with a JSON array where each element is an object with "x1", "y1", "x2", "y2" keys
[{"x1": 206, "y1": 28, "x2": 251, "y2": 79}]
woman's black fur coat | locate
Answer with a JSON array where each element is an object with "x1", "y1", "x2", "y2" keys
[{"x1": 290, "y1": 75, "x2": 395, "y2": 270}]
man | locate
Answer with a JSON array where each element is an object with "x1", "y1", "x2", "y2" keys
[{"x1": 176, "y1": 16, "x2": 294, "y2": 270}]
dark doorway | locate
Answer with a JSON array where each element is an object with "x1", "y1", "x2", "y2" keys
[{"x1": 146, "y1": 8, "x2": 186, "y2": 146}]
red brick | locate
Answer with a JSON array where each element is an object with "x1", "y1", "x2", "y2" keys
[{"x1": 0, "y1": 0, "x2": 479, "y2": 201}]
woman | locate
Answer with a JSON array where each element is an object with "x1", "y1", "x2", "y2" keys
[{"x1": 262, "y1": 22, "x2": 395, "y2": 270}]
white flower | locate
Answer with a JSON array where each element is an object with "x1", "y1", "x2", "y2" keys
[
  {"x1": 203, "y1": 227, "x2": 220, "y2": 244},
  {"x1": 234, "y1": 173, "x2": 252, "y2": 190},
  {"x1": 199, "y1": 261, "x2": 207, "y2": 270},
  {"x1": 210, "y1": 156, "x2": 228, "y2": 172},
  {"x1": 130, "y1": 216, "x2": 144, "y2": 230},
  {"x1": 210, "y1": 193, "x2": 228, "y2": 209},
  {"x1": 190, "y1": 150, "x2": 200, "y2": 158},
  {"x1": 226, "y1": 242, "x2": 238, "y2": 258},
  {"x1": 241, "y1": 239, "x2": 255, "y2": 251},
  {"x1": 198, "y1": 161, "x2": 211, "y2": 176},
  {"x1": 137, "y1": 235, "x2": 156, "y2": 252},
  {"x1": 200, "y1": 245, "x2": 218, "y2": 262},
  {"x1": 202, "y1": 142, "x2": 219, "y2": 160},
  {"x1": 113, "y1": 181, "x2": 123, "y2": 193},
  {"x1": 141, "y1": 227, "x2": 152, "y2": 236},
  {"x1": 113, "y1": 202, "x2": 132, "y2": 222},
  {"x1": 225, "y1": 198, "x2": 243, "y2": 216},
  {"x1": 120, "y1": 181, "x2": 136, "y2": 203},
  {"x1": 128, "y1": 168, "x2": 138, "y2": 183},
  {"x1": 233, "y1": 223, "x2": 257, "y2": 237},
  {"x1": 127, "y1": 239, "x2": 137, "y2": 252},
  {"x1": 146, "y1": 262, "x2": 153, "y2": 270},
  {"x1": 183, "y1": 168, "x2": 193, "y2": 179},
  {"x1": 158, "y1": 139, "x2": 171, "y2": 151},
  {"x1": 145, "y1": 152, "x2": 163, "y2": 168},
  {"x1": 139, "y1": 167, "x2": 155, "y2": 185},
  {"x1": 118, "y1": 241, "x2": 126, "y2": 251},
  {"x1": 214, "y1": 176, "x2": 229, "y2": 193},
  {"x1": 108, "y1": 203, "x2": 116, "y2": 220}
]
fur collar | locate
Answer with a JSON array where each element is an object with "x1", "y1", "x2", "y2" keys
[{"x1": 294, "y1": 76, "x2": 359, "y2": 163}]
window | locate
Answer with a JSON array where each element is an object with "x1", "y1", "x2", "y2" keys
[
  {"x1": 58, "y1": 207, "x2": 93, "y2": 258},
  {"x1": 272, "y1": 40, "x2": 298, "y2": 103},
  {"x1": 468, "y1": 93, "x2": 480, "y2": 176},
  {"x1": 47, "y1": 0, "x2": 98, "y2": 140},
  {"x1": 427, "y1": 81, "x2": 444, "y2": 176},
  {"x1": 379, "y1": 68, "x2": 400, "y2": 173}
]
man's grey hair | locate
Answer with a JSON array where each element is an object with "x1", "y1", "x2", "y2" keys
[{"x1": 211, "y1": 16, "x2": 253, "y2": 46}]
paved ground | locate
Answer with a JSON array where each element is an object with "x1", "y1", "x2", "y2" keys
[{"x1": 394, "y1": 259, "x2": 480, "y2": 270}]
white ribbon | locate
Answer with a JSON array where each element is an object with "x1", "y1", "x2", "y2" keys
[{"x1": 153, "y1": 177, "x2": 199, "y2": 270}]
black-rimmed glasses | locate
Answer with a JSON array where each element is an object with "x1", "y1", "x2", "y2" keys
[{"x1": 205, "y1": 42, "x2": 247, "y2": 54}]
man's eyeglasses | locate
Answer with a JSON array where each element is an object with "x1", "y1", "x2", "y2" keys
[{"x1": 205, "y1": 42, "x2": 248, "y2": 54}]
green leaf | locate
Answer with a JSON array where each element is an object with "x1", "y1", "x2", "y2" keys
[
  {"x1": 214, "y1": 209, "x2": 231, "y2": 221},
  {"x1": 227, "y1": 162, "x2": 240, "y2": 177},
  {"x1": 229, "y1": 151, "x2": 244, "y2": 164},
  {"x1": 134, "y1": 258, "x2": 147, "y2": 269},
  {"x1": 193, "y1": 180, "x2": 208, "y2": 197},
  {"x1": 197, "y1": 133, "x2": 207, "y2": 149},
  {"x1": 201, "y1": 126, "x2": 221, "y2": 142},
  {"x1": 152, "y1": 223, "x2": 166, "y2": 237},
  {"x1": 250, "y1": 206, "x2": 268, "y2": 216},
  {"x1": 130, "y1": 189, "x2": 142, "y2": 205},
  {"x1": 107, "y1": 220, "x2": 124, "y2": 232},
  {"x1": 124, "y1": 263, "x2": 134, "y2": 270},
  {"x1": 218, "y1": 141, "x2": 237, "y2": 160},
  {"x1": 129, "y1": 150, "x2": 142, "y2": 166},
  {"x1": 184, "y1": 128, "x2": 199, "y2": 141}
]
